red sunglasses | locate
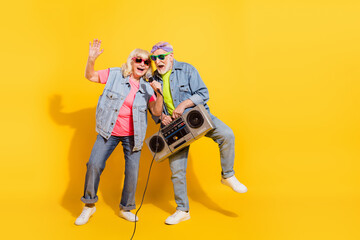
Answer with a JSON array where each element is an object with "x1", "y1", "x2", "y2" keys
[{"x1": 132, "y1": 57, "x2": 150, "y2": 66}]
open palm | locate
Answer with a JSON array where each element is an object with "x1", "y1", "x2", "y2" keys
[{"x1": 89, "y1": 39, "x2": 104, "y2": 59}]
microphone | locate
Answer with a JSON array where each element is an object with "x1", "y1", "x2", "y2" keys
[{"x1": 146, "y1": 72, "x2": 163, "y2": 97}]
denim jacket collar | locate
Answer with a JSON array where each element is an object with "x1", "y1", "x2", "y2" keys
[{"x1": 173, "y1": 59, "x2": 183, "y2": 70}]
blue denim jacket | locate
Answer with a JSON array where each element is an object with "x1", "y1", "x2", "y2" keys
[
  {"x1": 96, "y1": 67, "x2": 155, "y2": 151},
  {"x1": 153, "y1": 59, "x2": 212, "y2": 117}
]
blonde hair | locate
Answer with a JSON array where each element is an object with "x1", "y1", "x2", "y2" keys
[{"x1": 121, "y1": 48, "x2": 153, "y2": 78}]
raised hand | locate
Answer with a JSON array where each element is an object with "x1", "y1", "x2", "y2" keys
[
  {"x1": 85, "y1": 39, "x2": 103, "y2": 83},
  {"x1": 88, "y1": 39, "x2": 104, "y2": 60}
]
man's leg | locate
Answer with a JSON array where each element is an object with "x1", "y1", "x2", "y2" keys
[
  {"x1": 205, "y1": 116, "x2": 235, "y2": 178},
  {"x1": 168, "y1": 146, "x2": 190, "y2": 211},
  {"x1": 165, "y1": 146, "x2": 191, "y2": 224},
  {"x1": 205, "y1": 116, "x2": 247, "y2": 193}
]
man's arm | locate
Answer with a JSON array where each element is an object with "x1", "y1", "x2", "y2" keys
[
  {"x1": 172, "y1": 66, "x2": 209, "y2": 119},
  {"x1": 171, "y1": 99, "x2": 194, "y2": 119},
  {"x1": 85, "y1": 39, "x2": 104, "y2": 83}
]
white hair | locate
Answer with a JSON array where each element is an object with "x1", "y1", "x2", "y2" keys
[{"x1": 121, "y1": 48, "x2": 153, "y2": 78}]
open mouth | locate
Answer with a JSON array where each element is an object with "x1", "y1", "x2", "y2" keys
[
  {"x1": 157, "y1": 64, "x2": 165, "y2": 69},
  {"x1": 137, "y1": 67, "x2": 145, "y2": 72}
]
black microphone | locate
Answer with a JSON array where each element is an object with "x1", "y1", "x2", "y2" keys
[{"x1": 146, "y1": 73, "x2": 163, "y2": 97}]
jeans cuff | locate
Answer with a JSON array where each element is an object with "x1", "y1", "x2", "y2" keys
[
  {"x1": 81, "y1": 196, "x2": 98, "y2": 204},
  {"x1": 120, "y1": 204, "x2": 136, "y2": 211},
  {"x1": 176, "y1": 206, "x2": 189, "y2": 212},
  {"x1": 222, "y1": 171, "x2": 235, "y2": 179}
]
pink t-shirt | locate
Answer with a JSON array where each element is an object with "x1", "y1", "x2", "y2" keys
[{"x1": 98, "y1": 69, "x2": 156, "y2": 136}]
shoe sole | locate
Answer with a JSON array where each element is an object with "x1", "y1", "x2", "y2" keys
[
  {"x1": 119, "y1": 216, "x2": 138, "y2": 222},
  {"x1": 75, "y1": 215, "x2": 93, "y2": 226},
  {"x1": 165, "y1": 215, "x2": 190, "y2": 225},
  {"x1": 119, "y1": 211, "x2": 138, "y2": 222},
  {"x1": 221, "y1": 179, "x2": 247, "y2": 193}
]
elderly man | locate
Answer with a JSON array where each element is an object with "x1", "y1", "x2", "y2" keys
[{"x1": 150, "y1": 42, "x2": 247, "y2": 225}]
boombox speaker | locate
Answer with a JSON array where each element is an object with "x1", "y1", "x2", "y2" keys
[{"x1": 145, "y1": 104, "x2": 215, "y2": 162}]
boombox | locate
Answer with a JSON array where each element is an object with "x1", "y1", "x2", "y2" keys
[{"x1": 145, "y1": 104, "x2": 215, "y2": 162}]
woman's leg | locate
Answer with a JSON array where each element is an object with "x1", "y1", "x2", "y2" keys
[
  {"x1": 81, "y1": 134, "x2": 120, "y2": 204},
  {"x1": 119, "y1": 136, "x2": 141, "y2": 210}
]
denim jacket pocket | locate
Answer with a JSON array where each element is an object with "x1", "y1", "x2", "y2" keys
[
  {"x1": 104, "y1": 91, "x2": 119, "y2": 108},
  {"x1": 179, "y1": 85, "x2": 190, "y2": 92},
  {"x1": 179, "y1": 84, "x2": 191, "y2": 100},
  {"x1": 105, "y1": 91, "x2": 119, "y2": 100}
]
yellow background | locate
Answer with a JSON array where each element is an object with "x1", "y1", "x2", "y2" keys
[{"x1": 1, "y1": 0, "x2": 360, "y2": 239}]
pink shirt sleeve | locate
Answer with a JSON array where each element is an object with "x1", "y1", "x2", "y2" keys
[
  {"x1": 149, "y1": 94, "x2": 156, "y2": 103},
  {"x1": 97, "y1": 69, "x2": 110, "y2": 84}
]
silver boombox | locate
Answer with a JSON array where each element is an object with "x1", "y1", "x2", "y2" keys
[{"x1": 145, "y1": 104, "x2": 215, "y2": 162}]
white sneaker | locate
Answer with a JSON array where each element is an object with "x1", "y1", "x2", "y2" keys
[
  {"x1": 221, "y1": 175, "x2": 248, "y2": 193},
  {"x1": 119, "y1": 210, "x2": 139, "y2": 222},
  {"x1": 165, "y1": 210, "x2": 190, "y2": 225},
  {"x1": 75, "y1": 206, "x2": 96, "y2": 225}
]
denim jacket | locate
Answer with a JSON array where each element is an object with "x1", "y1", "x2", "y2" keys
[
  {"x1": 95, "y1": 67, "x2": 155, "y2": 151},
  {"x1": 153, "y1": 59, "x2": 211, "y2": 118}
]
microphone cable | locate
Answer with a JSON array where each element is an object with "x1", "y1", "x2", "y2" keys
[{"x1": 130, "y1": 85, "x2": 165, "y2": 240}]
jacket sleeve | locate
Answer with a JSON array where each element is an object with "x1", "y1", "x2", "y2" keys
[
  {"x1": 151, "y1": 114, "x2": 161, "y2": 124},
  {"x1": 188, "y1": 66, "x2": 209, "y2": 105}
]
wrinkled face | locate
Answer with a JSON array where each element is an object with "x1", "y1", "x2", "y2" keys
[
  {"x1": 152, "y1": 49, "x2": 174, "y2": 75},
  {"x1": 131, "y1": 56, "x2": 150, "y2": 79}
]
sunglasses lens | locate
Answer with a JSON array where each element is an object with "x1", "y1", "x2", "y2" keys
[
  {"x1": 158, "y1": 54, "x2": 165, "y2": 60},
  {"x1": 150, "y1": 55, "x2": 156, "y2": 61},
  {"x1": 135, "y1": 58, "x2": 142, "y2": 63},
  {"x1": 144, "y1": 60, "x2": 150, "y2": 66}
]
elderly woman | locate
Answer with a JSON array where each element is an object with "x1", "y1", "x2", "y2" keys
[{"x1": 75, "y1": 39, "x2": 163, "y2": 225}]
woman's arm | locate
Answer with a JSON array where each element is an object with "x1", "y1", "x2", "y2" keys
[
  {"x1": 85, "y1": 39, "x2": 104, "y2": 83},
  {"x1": 148, "y1": 81, "x2": 163, "y2": 116}
]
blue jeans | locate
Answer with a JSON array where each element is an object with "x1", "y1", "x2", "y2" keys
[
  {"x1": 81, "y1": 134, "x2": 141, "y2": 210},
  {"x1": 168, "y1": 116, "x2": 235, "y2": 211}
]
